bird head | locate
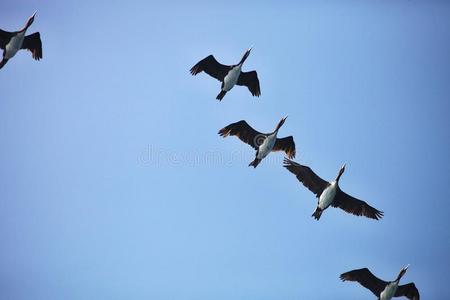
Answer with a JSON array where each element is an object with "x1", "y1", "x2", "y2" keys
[
  {"x1": 26, "y1": 11, "x2": 37, "y2": 28},
  {"x1": 400, "y1": 265, "x2": 409, "y2": 278},
  {"x1": 395, "y1": 265, "x2": 409, "y2": 282},
  {"x1": 336, "y1": 163, "x2": 346, "y2": 182},
  {"x1": 275, "y1": 115, "x2": 288, "y2": 131},
  {"x1": 239, "y1": 46, "x2": 253, "y2": 65}
]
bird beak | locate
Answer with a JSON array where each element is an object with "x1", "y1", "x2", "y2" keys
[
  {"x1": 404, "y1": 264, "x2": 410, "y2": 271},
  {"x1": 32, "y1": 11, "x2": 37, "y2": 18},
  {"x1": 248, "y1": 46, "x2": 253, "y2": 52},
  {"x1": 342, "y1": 163, "x2": 347, "y2": 170},
  {"x1": 283, "y1": 115, "x2": 288, "y2": 121}
]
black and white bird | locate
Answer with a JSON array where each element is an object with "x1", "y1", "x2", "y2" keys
[
  {"x1": 219, "y1": 116, "x2": 295, "y2": 168},
  {"x1": 190, "y1": 47, "x2": 260, "y2": 101},
  {"x1": 340, "y1": 265, "x2": 420, "y2": 300},
  {"x1": 0, "y1": 11, "x2": 42, "y2": 69},
  {"x1": 283, "y1": 158, "x2": 383, "y2": 220}
]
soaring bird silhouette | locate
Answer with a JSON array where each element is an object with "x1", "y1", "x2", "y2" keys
[
  {"x1": 340, "y1": 266, "x2": 419, "y2": 300},
  {"x1": 283, "y1": 158, "x2": 383, "y2": 220},
  {"x1": 0, "y1": 11, "x2": 42, "y2": 69},
  {"x1": 190, "y1": 47, "x2": 260, "y2": 100},
  {"x1": 219, "y1": 116, "x2": 295, "y2": 168}
]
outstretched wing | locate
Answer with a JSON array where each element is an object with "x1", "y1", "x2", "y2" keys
[
  {"x1": 332, "y1": 188, "x2": 383, "y2": 220},
  {"x1": 283, "y1": 158, "x2": 329, "y2": 197},
  {"x1": 21, "y1": 32, "x2": 42, "y2": 60},
  {"x1": 340, "y1": 268, "x2": 387, "y2": 297},
  {"x1": 218, "y1": 120, "x2": 263, "y2": 150},
  {"x1": 0, "y1": 29, "x2": 14, "y2": 49},
  {"x1": 237, "y1": 71, "x2": 261, "y2": 97},
  {"x1": 190, "y1": 55, "x2": 230, "y2": 81},
  {"x1": 273, "y1": 136, "x2": 296, "y2": 158},
  {"x1": 395, "y1": 283, "x2": 420, "y2": 300}
]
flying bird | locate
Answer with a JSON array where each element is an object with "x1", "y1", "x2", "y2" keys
[
  {"x1": 190, "y1": 47, "x2": 260, "y2": 101},
  {"x1": 283, "y1": 158, "x2": 383, "y2": 220},
  {"x1": 0, "y1": 11, "x2": 42, "y2": 69},
  {"x1": 340, "y1": 265, "x2": 419, "y2": 300},
  {"x1": 219, "y1": 116, "x2": 295, "y2": 168}
]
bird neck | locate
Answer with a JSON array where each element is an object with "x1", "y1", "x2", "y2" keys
[
  {"x1": 270, "y1": 129, "x2": 279, "y2": 137},
  {"x1": 238, "y1": 52, "x2": 249, "y2": 65},
  {"x1": 274, "y1": 120, "x2": 285, "y2": 133},
  {"x1": 20, "y1": 22, "x2": 31, "y2": 33},
  {"x1": 395, "y1": 270, "x2": 405, "y2": 282}
]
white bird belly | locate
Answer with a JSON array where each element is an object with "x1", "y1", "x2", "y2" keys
[
  {"x1": 5, "y1": 32, "x2": 25, "y2": 59},
  {"x1": 380, "y1": 282, "x2": 398, "y2": 300},
  {"x1": 257, "y1": 134, "x2": 276, "y2": 159},
  {"x1": 318, "y1": 182, "x2": 337, "y2": 209},
  {"x1": 223, "y1": 66, "x2": 241, "y2": 91}
]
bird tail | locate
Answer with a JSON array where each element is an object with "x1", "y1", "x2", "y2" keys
[
  {"x1": 216, "y1": 90, "x2": 227, "y2": 101},
  {"x1": 248, "y1": 157, "x2": 262, "y2": 168},
  {"x1": 312, "y1": 207, "x2": 323, "y2": 220},
  {"x1": 0, "y1": 58, "x2": 8, "y2": 69}
]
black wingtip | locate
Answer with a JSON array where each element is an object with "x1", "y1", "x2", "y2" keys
[
  {"x1": 189, "y1": 62, "x2": 202, "y2": 75},
  {"x1": 218, "y1": 127, "x2": 228, "y2": 137},
  {"x1": 283, "y1": 157, "x2": 293, "y2": 167},
  {"x1": 375, "y1": 210, "x2": 384, "y2": 220},
  {"x1": 189, "y1": 66, "x2": 197, "y2": 75}
]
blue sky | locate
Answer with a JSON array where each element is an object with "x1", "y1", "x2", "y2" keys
[{"x1": 1, "y1": 1, "x2": 449, "y2": 299}]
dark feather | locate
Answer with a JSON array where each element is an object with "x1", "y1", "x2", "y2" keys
[
  {"x1": 395, "y1": 283, "x2": 420, "y2": 300},
  {"x1": 21, "y1": 32, "x2": 42, "y2": 60},
  {"x1": 0, "y1": 29, "x2": 13, "y2": 49},
  {"x1": 283, "y1": 158, "x2": 329, "y2": 197},
  {"x1": 340, "y1": 268, "x2": 387, "y2": 297},
  {"x1": 332, "y1": 188, "x2": 383, "y2": 220},
  {"x1": 218, "y1": 120, "x2": 263, "y2": 150},
  {"x1": 273, "y1": 136, "x2": 296, "y2": 158},
  {"x1": 237, "y1": 70, "x2": 261, "y2": 97},
  {"x1": 0, "y1": 58, "x2": 8, "y2": 69},
  {"x1": 190, "y1": 55, "x2": 230, "y2": 81}
]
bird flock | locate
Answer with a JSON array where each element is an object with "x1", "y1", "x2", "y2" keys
[{"x1": 1, "y1": 12, "x2": 420, "y2": 300}]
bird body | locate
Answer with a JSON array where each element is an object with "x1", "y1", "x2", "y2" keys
[
  {"x1": 190, "y1": 47, "x2": 260, "y2": 101},
  {"x1": 380, "y1": 281, "x2": 399, "y2": 300},
  {"x1": 4, "y1": 30, "x2": 26, "y2": 59},
  {"x1": 222, "y1": 65, "x2": 242, "y2": 92},
  {"x1": 257, "y1": 132, "x2": 277, "y2": 160},
  {"x1": 318, "y1": 181, "x2": 337, "y2": 210}
]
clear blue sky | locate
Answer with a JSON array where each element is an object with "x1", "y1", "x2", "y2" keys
[{"x1": 1, "y1": 1, "x2": 449, "y2": 299}]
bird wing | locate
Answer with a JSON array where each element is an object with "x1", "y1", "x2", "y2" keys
[
  {"x1": 218, "y1": 120, "x2": 264, "y2": 150},
  {"x1": 21, "y1": 32, "x2": 42, "y2": 60},
  {"x1": 0, "y1": 29, "x2": 14, "y2": 49},
  {"x1": 395, "y1": 283, "x2": 420, "y2": 300},
  {"x1": 190, "y1": 55, "x2": 230, "y2": 81},
  {"x1": 332, "y1": 188, "x2": 383, "y2": 220},
  {"x1": 340, "y1": 268, "x2": 388, "y2": 297},
  {"x1": 283, "y1": 158, "x2": 329, "y2": 197},
  {"x1": 273, "y1": 136, "x2": 296, "y2": 158},
  {"x1": 237, "y1": 71, "x2": 261, "y2": 97}
]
